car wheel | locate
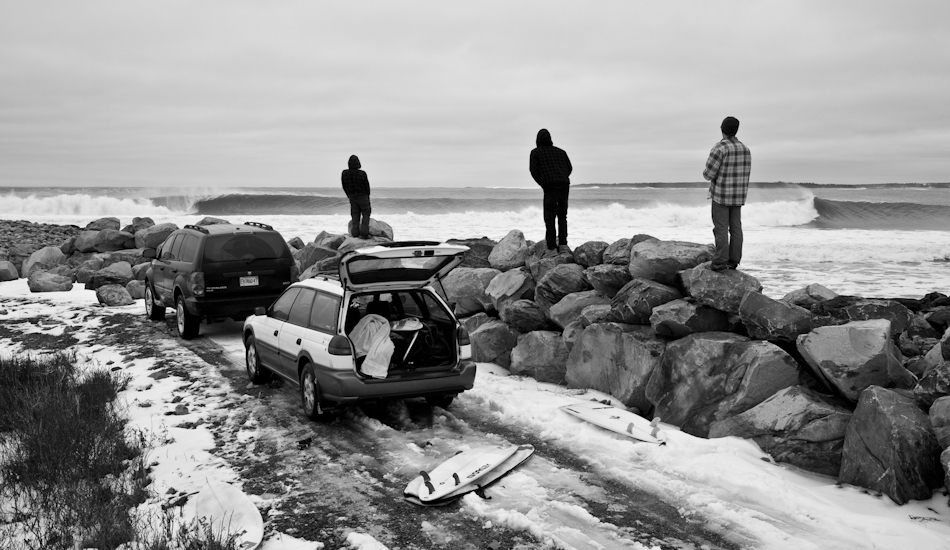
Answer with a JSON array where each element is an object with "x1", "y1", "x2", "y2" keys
[
  {"x1": 300, "y1": 363, "x2": 325, "y2": 420},
  {"x1": 245, "y1": 335, "x2": 272, "y2": 384},
  {"x1": 145, "y1": 284, "x2": 165, "y2": 321},
  {"x1": 175, "y1": 294, "x2": 199, "y2": 340},
  {"x1": 425, "y1": 394, "x2": 455, "y2": 409}
]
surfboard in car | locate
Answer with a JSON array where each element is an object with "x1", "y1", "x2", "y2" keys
[
  {"x1": 405, "y1": 444, "x2": 534, "y2": 506},
  {"x1": 560, "y1": 401, "x2": 667, "y2": 445}
]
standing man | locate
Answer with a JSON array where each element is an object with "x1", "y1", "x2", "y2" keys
[
  {"x1": 530, "y1": 128, "x2": 573, "y2": 253},
  {"x1": 342, "y1": 154, "x2": 371, "y2": 239},
  {"x1": 703, "y1": 116, "x2": 751, "y2": 271}
]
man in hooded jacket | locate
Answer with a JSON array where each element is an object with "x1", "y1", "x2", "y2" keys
[
  {"x1": 529, "y1": 129, "x2": 573, "y2": 252},
  {"x1": 342, "y1": 154, "x2": 371, "y2": 239}
]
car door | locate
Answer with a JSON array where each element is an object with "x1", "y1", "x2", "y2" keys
[
  {"x1": 255, "y1": 287, "x2": 300, "y2": 374},
  {"x1": 278, "y1": 288, "x2": 316, "y2": 379},
  {"x1": 306, "y1": 291, "x2": 343, "y2": 370},
  {"x1": 154, "y1": 234, "x2": 183, "y2": 305}
]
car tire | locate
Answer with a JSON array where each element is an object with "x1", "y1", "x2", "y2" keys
[
  {"x1": 245, "y1": 335, "x2": 272, "y2": 384},
  {"x1": 175, "y1": 294, "x2": 200, "y2": 340},
  {"x1": 145, "y1": 284, "x2": 165, "y2": 321},
  {"x1": 425, "y1": 394, "x2": 455, "y2": 409},
  {"x1": 300, "y1": 362, "x2": 326, "y2": 420}
]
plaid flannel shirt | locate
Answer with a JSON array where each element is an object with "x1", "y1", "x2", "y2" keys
[
  {"x1": 530, "y1": 146, "x2": 573, "y2": 190},
  {"x1": 703, "y1": 136, "x2": 751, "y2": 206}
]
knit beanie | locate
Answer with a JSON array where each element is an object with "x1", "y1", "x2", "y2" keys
[{"x1": 721, "y1": 117, "x2": 740, "y2": 136}]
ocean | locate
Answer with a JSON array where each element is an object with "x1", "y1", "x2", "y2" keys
[{"x1": 2, "y1": 183, "x2": 949, "y2": 300}]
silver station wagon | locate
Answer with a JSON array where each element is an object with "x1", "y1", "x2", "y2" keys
[{"x1": 242, "y1": 241, "x2": 476, "y2": 419}]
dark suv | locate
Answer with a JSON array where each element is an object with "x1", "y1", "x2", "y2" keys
[{"x1": 144, "y1": 222, "x2": 296, "y2": 339}]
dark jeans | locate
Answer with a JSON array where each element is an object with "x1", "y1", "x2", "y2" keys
[
  {"x1": 543, "y1": 188, "x2": 569, "y2": 249},
  {"x1": 711, "y1": 201, "x2": 742, "y2": 269},
  {"x1": 349, "y1": 194, "x2": 371, "y2": 238}
]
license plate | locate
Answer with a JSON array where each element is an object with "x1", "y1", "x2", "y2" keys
[{"x1": 239, "y1": 276, "x2": 259, "y2": 287}]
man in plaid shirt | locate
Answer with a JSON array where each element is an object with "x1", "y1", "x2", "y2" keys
[
  {"x1": 703, "y1": 116, "x2": 751, "y2": 271},
  {"x1": 530, "y1": 128, "x2": 573, "y2": 252}
]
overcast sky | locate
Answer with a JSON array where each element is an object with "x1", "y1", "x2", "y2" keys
[{"x1": 1, "y1": 1, "x2": 948, "y2": 189}]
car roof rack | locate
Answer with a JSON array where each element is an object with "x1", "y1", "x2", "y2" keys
[
  {"x1": 377, "y1": 240, "x2": 441, "y2": 248},
  {"x1": 183, "y1": 224, "x2": 210, "y2": 234},
  {"x1": 244, "y1": 221, "x2": 274, "y2": 231}
]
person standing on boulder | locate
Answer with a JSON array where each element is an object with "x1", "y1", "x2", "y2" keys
[
  {"x1": 342, "y1": 154, "x2": 371, "y2": 239},
  {"x1": 530, "y1": 128, "x2": 573, "y2": 253},
  {"x1": 703, "y1": 116, "x2": 751, "y2": 271}
]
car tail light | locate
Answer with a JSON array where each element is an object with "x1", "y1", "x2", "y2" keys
[
  {"x1": 458, "y1": 325, "x2": 472, "y2": 361},
  {"x1": 458, "y1": 325, "x2": 470, "y2": 346},
  {"x1": 328, "y1": 335, "x2": 352, "y2": 356},
  {"x1": 192, "y1": 272, "x2": 206, "y2": 297}
]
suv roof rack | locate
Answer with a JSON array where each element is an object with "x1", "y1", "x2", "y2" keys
[
  {"x1": 244, "y1": 221, "x2": 274, "y2": 231},
  {"x1": 183, "y1": 224, "x2": 210, "y2": 234}
]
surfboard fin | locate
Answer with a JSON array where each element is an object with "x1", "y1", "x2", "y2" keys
[
  {"x1": 452, "y1": 472, "x2": 461, "y2": 486},
  {"x1": 420, "y1": 471, "x2": 434, "y2": 494},
  {"x1": 650, "y1": 417, "x2": 661, "y2": 438}
]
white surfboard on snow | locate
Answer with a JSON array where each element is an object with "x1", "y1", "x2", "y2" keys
[
  {"x1": 405, "y1": 444, "x2": 534, "y2": 506},
  {"x1": 411, "y1": 444, "x2": 521, "y2": 502},
  {"x1": 186, "y1": 480, "x2": 264, "y2": 550},
  {"x1": 560, "y1": 401, "x2": 667, "y2": 445}
]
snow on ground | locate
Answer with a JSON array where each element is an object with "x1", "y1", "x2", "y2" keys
[{"x1": 2, "y1": 279, "x2": 950, "y2": 549}]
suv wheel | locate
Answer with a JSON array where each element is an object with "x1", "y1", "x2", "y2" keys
[
  {"x1": 175, "y1": 295, "x2": 200, "y2": 339},
  {"x1": 300, "y1": 363, "x2": 326, "y2": 420},
  {"x1": 145, "y1": 285, "x2": 165, "y2": 321},
  {"x1": 245, "y1": 335, "x2": 272, "y2": 384},
  {"x1": 425, "y1": 394, "x2": 455, "y2": 409}
]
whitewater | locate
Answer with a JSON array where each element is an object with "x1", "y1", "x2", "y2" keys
[{"x1": 2, "y1": 184, "x2": 950, "y2": 299}]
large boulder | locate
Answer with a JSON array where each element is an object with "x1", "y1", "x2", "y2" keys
[
  {"x1": 649, "y1": 299, "x2": 729, "y2": 339},
  {"x1": 195, "y1": 216, "x2": 230, "y2": 226},
  {"x1": 294, "y1": 243, "x2": 339, "y2": 273},
  {"x1": 782, "y1": 284, "x2": 838, "y2": 309},
  {"x1": 533, "y1": 264, "x2": 591, "y2": 313},
  {"x1": 74, "y1": 231, "x2": 100, "y2": 253},
  {"x1": 567, "y1": 323, "x2": 667, "y2": 412},
  {"x1": 459, "y1": 312, "x2": 492, "y2": 336},
  {"x1": 442, "y1": 267, "x2": 501, "y2": 316},
  {"x1": 914, "y1": 362, "x2": 950, "y2": 409},
  {"x1": 287, "y1": 236, "x2": 305, "y2": 250},
  {"x1": 85, "y1": 262, "x2": 134, "y2": 291},
  {"x1": 739, "y1": 291, "x2": 816, "y2": 343},
  {"x1": 797, "y1": 319, "x2": 916, "y2": 402},
  {"x1": 485, "y1": 267, "x2": 535, "y2": 313},
  {"x1": 135, "y1": 223, "x2": 178, "y2": 249},
  {"x1": 628, "y1": 239, "x2": 713, "y2": 286},
  {"x1": 602, "y1": 238, "x2": 633, "y2": 265},
  {"x1": 680, "y1": 262, "x2": 763, "y2": 314},
  {"x1": 76, "y1": 256, "x2": 107, "y2": 284},
  {"x1": 584, "y1": 264, "x2": 632, "y2": 298},
  {"x1": 337, "y1": 235, "x2": 392, "y2": 254},
  {"x1": 126, "y1": 280, "x2": 146, "y2": 300},
  {"x1": 839, "y1": 386, "x2": 943, "y2": 504},
  {"x1": 607, "y1": 278, "x2": 681, "y2": 326},
  {"x1": 128, "y1": 216, "x2": 155, "y2": 234},
  {"x1": 548, "y1": 290, "x2": 610, "y2": 329},
  {"x1": 85, "y1": 217, "x2": 120, "y2": 231},
  {"x1": 300, "y1": 255, "x2": 342, "y2": 279},
  {"x1": 525, "y1": 249, "x2": 573, "y2": 283},
  {"x1": 96, "y1": 284, "x2": 134, "y2": 306},
  {"x1": 21, "y1": 246, "x2": 67, "y2": 278},
  {"x1": 510, "y1": 331, "x2": 570, "y2": 384},
  {"x1": 60, "y1": 236, "x2": 77, "y2": 256},
  {"x1": 572, "y1": 241, "x2": 608, "y2": 268},
  {"x1": 943, "y1": 448, "x2": 950, "y2": 499},
  {"x1": 94, "y1": 229, "x2": 135, "y2": 252},
  {"x1": 447, "y1": 237, "x2": 497, "y2": 269},
  {"x1": 0, "y1": 261, "x2": 17, "y2": 281},
  {"x1": 812, "y1": 297, "x2": 915, "y2": 335},
  {"x1": 709, "y1": 385, "x2": 852, "y2": 477},
  {"x1": 488, "y1": 230, "x2": 530, "y2": 271},
  {"x1": 314, "y1": 231, "x2": 347, "y2": 250},
  {"x1": 27, "y1": 271, "x2": 73, "y2": 293},
  {"x1": 645, "y1": 332, "x2": 800, "y2": 437},
  {"x1": 347, "y1": 218, "x2": 394, "y2": 241},
  {"x1": 930, "y1": 396, "x2": 950, "y2": 450},
  {"x1": 499, "y1": 300, "x2": 553, "y2": 333},
  {"x1": 469, "y1": 320, "x2": 520, "y2": 368}
]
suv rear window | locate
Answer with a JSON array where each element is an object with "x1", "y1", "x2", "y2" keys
[{"x1": 203, "y1": 233, "x2": 289, "y2": 263}]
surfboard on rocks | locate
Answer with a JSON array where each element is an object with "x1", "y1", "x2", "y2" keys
[
  {"x1": 560, "y1": 400, "x2": 668, "y2": 445},
  {"x1": 405, "y1": 444, "x2": 535, "y2": 506},
  {"x1": 185, "y1": 480, "x2": 264, "y2": 550}
]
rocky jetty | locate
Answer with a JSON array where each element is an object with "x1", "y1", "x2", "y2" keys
[{"x1": 5, "y1": 216, "x2": 950, "y2": 505}]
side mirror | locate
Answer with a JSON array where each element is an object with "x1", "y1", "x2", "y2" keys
[
  {"x1": 254, "y1": 306, "x2": 267, "y2": 316},
  {"x1": 143, "y1": 248, "x2": 156, "y2": 259}
]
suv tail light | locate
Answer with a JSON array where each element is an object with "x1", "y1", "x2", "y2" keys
[{"x1": 191, "y1": 272, "x2": 206, "y2": 297}]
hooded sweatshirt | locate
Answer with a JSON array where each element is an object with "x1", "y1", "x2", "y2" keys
[
  {"x1": 529, "y1": 129, "x2": 572, "y2": 191},
  {"x1": 341, "y1": 155, "x2": 371, "y2": 198}
]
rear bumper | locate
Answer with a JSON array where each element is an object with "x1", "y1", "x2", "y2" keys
[
  {"x1": 185, "y1": 293, "x2": 281, "y2": 318},
  {"x1": 317, "y1": 360, "x2": 476, "y2": 403}
]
